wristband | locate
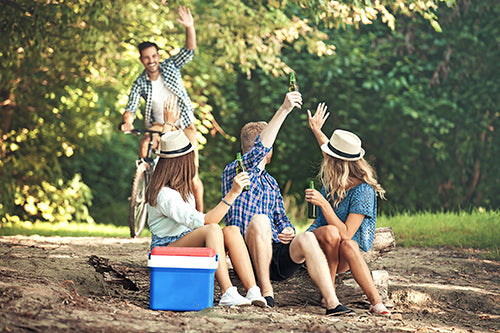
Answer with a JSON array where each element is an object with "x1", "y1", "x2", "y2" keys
[{"x1": 221, "y1": 198, "x2": 232, "y2": 206}]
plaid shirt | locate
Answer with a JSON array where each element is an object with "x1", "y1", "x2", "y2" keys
[
  {"x1": 125, "y1": 46, "x2": 195, "y2": 129},
  {"x1": 222, "y1": 136, "x2": 294, "y2": 243}
]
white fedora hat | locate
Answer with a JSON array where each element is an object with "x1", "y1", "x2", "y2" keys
[
  {"x1": 156, "y1": 130, "x2": 196, "y2": 158},
  {"x1": 321, "y1": 129, "x2": 365, "y2": 161}
]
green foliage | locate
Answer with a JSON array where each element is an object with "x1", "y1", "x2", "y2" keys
[
  {"x1": 0, "y1": 0, "x2": 171, "y2": 224},
  {"x1": 204, "y1": 0, "x2": 499, "y2": 212},
  {"x1": 1, "y1": 0, "x2": 496, "y2": 228},
  {"x1": 0, "y1": 0, "x2": 135, "y2": 223},
  {"x1": 4, "y1": 174, "x2": 93, "y2": 224}
]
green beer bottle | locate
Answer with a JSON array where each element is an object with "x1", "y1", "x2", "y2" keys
[
  {"x1": 289, "y1": 72, "x2": 299, "y2": 92},
  {"x1": 308, "y1": 180, "x2": 318, "y2": 219},
  {"x1": 236, "y1": 153, "x2": 250, "y2": 191}
]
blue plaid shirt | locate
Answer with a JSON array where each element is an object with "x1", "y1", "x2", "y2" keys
[
  {"x1": 125, "y1": 46, "x2": 195, "y2": 129},
  {"x1": 222, "y1": 136, "x2": 294, "y2": 243}
]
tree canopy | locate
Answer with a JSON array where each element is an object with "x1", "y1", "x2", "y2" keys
[{"x1": 1, "y1": 0, "x2": 498, "y2": 226}]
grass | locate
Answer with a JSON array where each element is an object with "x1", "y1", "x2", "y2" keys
[
  {"x1": 1, "y1": 210, "x2": 498, "y2": 259},
  {"x1": 376, "y1": 209, "x2": 499, "y2": 259},
  {"x1": 0, "y1": 221, "x2": 151, "y2": 238},
  {"x1": 287, "y1": 204, "x2": 499, "y2": 260}
]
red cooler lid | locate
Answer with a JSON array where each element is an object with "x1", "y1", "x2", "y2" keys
[{"x1": 150, "y1": 247, "x2": 216, "y2": 257}]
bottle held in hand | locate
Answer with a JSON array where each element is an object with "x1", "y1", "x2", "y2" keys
[
  {"x1": 308, "y1": 180, "x2": 318, "y2": 219},
  {"x1": 289, "y1": 72, "x2": 299, "y2": 92},
  {"x1": 236, "y1": 153, "x2": 250, "y2": 192}
]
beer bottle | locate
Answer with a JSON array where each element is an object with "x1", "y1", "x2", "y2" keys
[
  {"x1": 308, "y1": 180, "x2": 318, "y2": 219},
  {"x1": 289, "y1": 72, "x2": 299, "y2": 92},
  {"x1": 236, "y1": 153, "x2": 250, "y2": 191}
]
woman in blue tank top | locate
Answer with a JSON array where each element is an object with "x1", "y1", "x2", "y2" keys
[{"x1": 304, "y1": 103, "x2": 390, "y2": 316}]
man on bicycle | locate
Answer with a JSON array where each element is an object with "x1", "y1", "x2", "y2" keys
[{"x1": 120, "y1": 5, "x2": 204, "y2": 211}]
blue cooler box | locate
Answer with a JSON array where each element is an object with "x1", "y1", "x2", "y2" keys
[{"x1": 148, "y1": 247, "x2": 218, "y2": 311}]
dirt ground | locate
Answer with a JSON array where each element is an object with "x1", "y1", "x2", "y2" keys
[{"x1": 0, "y1": 235, "x2": 498, "y2": 333}]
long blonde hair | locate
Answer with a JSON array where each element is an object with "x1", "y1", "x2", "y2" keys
[
  {"x1": 320, "y1": 155, "x2": 385, "y2": 208},
  {"x1": 145, "y1": 151, "x2": 196, "y2": 206}
]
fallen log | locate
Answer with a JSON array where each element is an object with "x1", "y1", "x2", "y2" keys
[
  {"x1": 88, "y1": 255, "x2": 149, "y2": 291},
  {"x1": 362, "y1": 226, "x2": 396, "y2": 264}
]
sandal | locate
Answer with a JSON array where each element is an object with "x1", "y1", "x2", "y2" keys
[{"x1": 369, "y1": 303, "x2": 390, "y2": 315}]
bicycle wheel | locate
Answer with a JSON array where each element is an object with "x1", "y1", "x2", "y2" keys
[{"x1": 129, "y1": 163, "x2": 148, "y2": 238}]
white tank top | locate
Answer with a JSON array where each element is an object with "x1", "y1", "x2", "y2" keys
[{"x1": 151, "y1": 77, "x2": 179, "y2": 125}]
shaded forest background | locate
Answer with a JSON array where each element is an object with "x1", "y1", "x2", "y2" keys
[{"x1": 1, "y1": 0, "x2": 498, "y2": 227}]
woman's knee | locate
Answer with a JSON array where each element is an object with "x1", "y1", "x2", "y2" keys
[
  {"x1": 205, "y1": 223, "x2": 221, "y2": 232},
  {"x1": 339, "y1": 239, "x2": 360, "y2": 257},
  {"x1": 201, "y1": 224, "x2": 223, "y2": 240},
  {"x1": 223, "y1": 225, "x2": 241, "y2": 238},
  {"x1": 316, "y1": 225, "x2": 341, "y2": 246}
]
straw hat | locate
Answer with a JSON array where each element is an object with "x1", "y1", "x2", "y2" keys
[
  {"x1": 321, "y1": 129, "x2": 365, "y2": 161},
  {"x1": 156, "y1": 130, "x2": 195, "y2": 158}
]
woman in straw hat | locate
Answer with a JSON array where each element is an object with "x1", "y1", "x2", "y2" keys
[
  {"x1": 304, "y1": 103, "x2": 391, "y2": 315},
  {"x1": 145, "y1": 128, "x2": 266, "y2": 307}
]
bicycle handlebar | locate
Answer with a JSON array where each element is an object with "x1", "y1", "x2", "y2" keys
[
  {"x1": 126, "y1": 128, "x2": 164, "y2": 136},
  {"x1": 119, "y1": 123, "x2": 164, "y2": 136}
]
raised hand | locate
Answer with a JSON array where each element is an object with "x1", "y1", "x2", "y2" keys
[
  {"x1": 176, "y1": 6, "x2": 194, "y2": 28},
  {"x1": 163, "y1": 95, "x2": 179, "y2": 126},
  {"x1": 281, "y1": 91, "x2": 302, "y2": 113},
  {"x1": 307, "y1": 102, "x2": 329, "y2": 133}
]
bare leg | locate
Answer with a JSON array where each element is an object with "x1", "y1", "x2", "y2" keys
[
  {"x1": 338, "y1": 240, "x2": 382, "y2": 305},
  {"x1": 244, "y1": 214, "x2": 273, "y2": 297},
  {"x1": 169, "y1": 224, "x2": 232, "y2": 293},
  {"x1": 139, "y1": 134, "x2": 151, "y2": 159},
  {"x1": 140, "y1": 125, "x2": 163, "y2": 159},
  {"x1": 223, "y1": 226, "x2": 256, "y2": 292},
  {"x1": 289, "y1": 232, "x2": 340, "y2": 309},
  {"x1": 312, "y1": 226, "x2": 341, "y2": 285}
]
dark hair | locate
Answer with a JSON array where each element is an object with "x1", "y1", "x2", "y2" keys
[{"x1": 138, "y1": 41, "x2": 159, "y2": 56}]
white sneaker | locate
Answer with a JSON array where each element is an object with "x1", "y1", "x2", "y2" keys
[
  {"x1": 219, "y1": 286, "x2": 251, "y2": 307},
  {"x1": 245, "y1": 285, "x2": 267, "y2": 308}
]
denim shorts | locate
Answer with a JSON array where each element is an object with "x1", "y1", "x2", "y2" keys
[{"x1": 150, "y1": 229, "x2": 193, "y2": 251}]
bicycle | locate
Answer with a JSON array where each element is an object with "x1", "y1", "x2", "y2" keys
[{"x1": 125, "y1": 128, "x2": 164, "y2": 238}]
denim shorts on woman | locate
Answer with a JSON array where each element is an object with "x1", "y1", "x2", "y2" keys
[{"x1": 150, "y1": 229, "x2": 193, "y2": 251}]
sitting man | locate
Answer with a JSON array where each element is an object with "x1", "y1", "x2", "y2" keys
[{"x1": 221, "y1": 91, "x2": 354, "y2": 315}]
